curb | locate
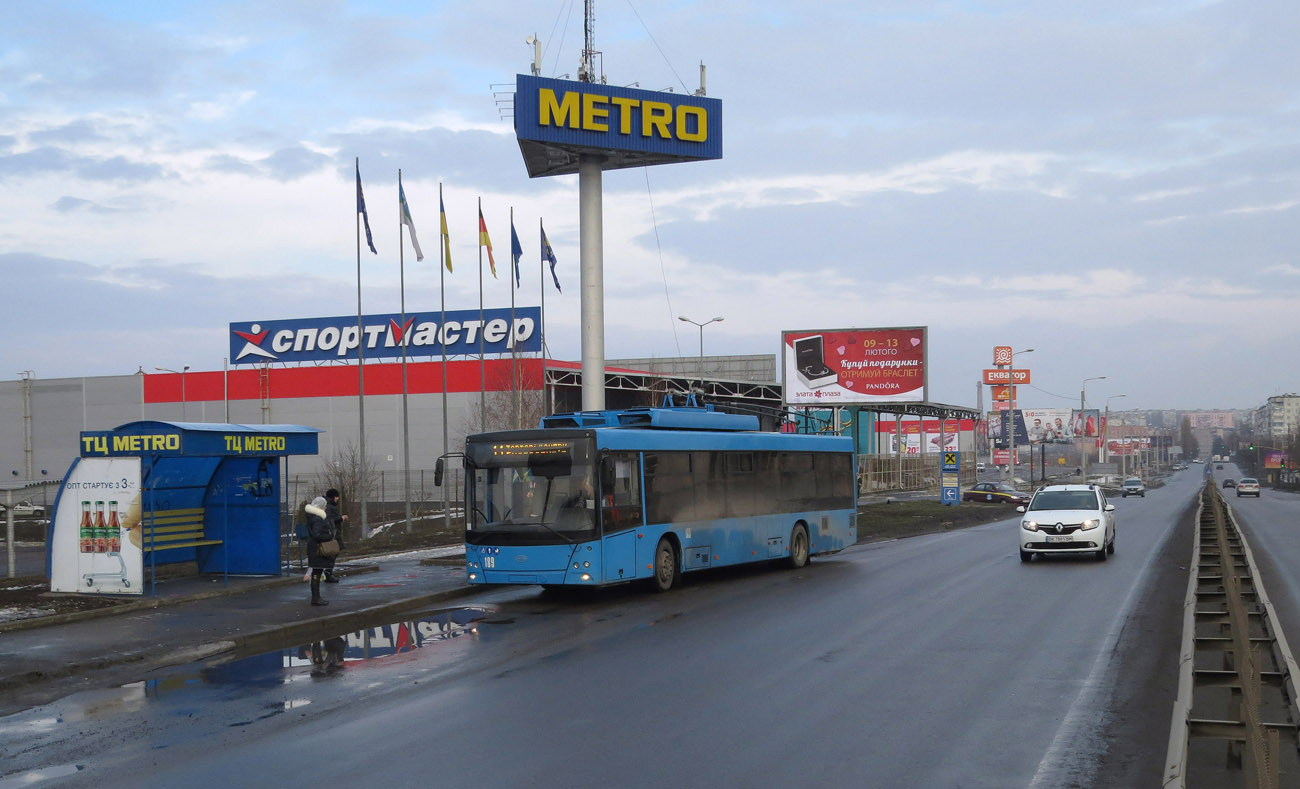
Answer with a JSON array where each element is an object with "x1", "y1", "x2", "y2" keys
[
  {"x1": 0, "y1": 584, "x2": 484, "y2": 698},
  {"x1": 0, "y1": 564, "x2": 381, "y2": 635}
]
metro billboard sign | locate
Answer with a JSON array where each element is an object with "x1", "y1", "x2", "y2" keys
[
  {"x1": 983, "y1": 368, "x2": 1031, "y2": 385},
  {"x1": 515, "y1": 75, "x2": 723, "y2": 178}
]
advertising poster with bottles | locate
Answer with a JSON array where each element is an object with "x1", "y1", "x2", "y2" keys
[{"x1": 49, "y1": 457, "x2": 143, "y2": 595}]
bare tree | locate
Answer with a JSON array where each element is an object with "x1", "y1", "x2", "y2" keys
[
  {"x1": 321, "y1": 440, "x2": 378, "y2": 541},
  {"x1": 462, "y1": 359, "x2": 547, "y2": 435}
]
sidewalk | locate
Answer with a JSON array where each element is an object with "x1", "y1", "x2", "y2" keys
[{"x1": 0, "y1": 546, "x2": 472, "y2": 716}]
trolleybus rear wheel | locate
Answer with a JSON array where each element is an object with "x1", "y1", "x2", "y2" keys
[
  {"x1": 653, "y1": 538, "x2": 679, "y2": 592},
  {"x1": 788, "y1": 523, "x2": 809, "y2": 569}
]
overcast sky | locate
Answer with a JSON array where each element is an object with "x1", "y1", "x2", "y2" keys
[{"x1": 2, "y1": 0, "x2": 1297, "y2": 412}]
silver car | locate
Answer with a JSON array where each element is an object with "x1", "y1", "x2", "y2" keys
[{"x1": 1121, "y1": 477, "x2": 1145, "y2": 497}]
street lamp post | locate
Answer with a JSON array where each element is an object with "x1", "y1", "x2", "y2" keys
[
  {"x1": 155, "y1": 366, "x2": 191, "y2": 421},
  {"x1": 1006, "y1": 348, "x2": 1034, "y2": 483},
  {"x1": 677, "y1": 316, "x2": 723, "y2": 389},
  {"x1": 1079, "y1": 376, "x2": 1106, "y2": 480}
]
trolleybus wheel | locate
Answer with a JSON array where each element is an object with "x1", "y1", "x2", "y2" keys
[
  {"x1": 653, "y1": 538, "x2": 679, "y2": 592},
  {"x1": 788, "y1": 523, "x2": 809, "y2": 569}
]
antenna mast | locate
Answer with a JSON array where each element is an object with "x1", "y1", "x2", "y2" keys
[{"x1": 579, "y1": 0, "x2": 604, "y2": 83}]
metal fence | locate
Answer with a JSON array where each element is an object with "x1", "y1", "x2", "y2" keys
[
  {"x1": 284, "y1": 469, "x2": 463, "y2": 515},
  {"x1": 856, "y1": 454, "x2": 976, "y2": 495}
]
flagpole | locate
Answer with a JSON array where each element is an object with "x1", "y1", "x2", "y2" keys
[
  {"x1": 510, "y1": 207, "x2": 518, "y2": 429},
  {"x1": 355, "y1": 156, "x2": 369, "y2": 539},
  {"x1": 540, "y1": 218, "x2": 548, "y2": 417},
  {"x1": 478, "y1": 196, "x2": 485, "y2": 433},
  {"x1": 439, "y1": 183, "x2": 449, "y2": 535},
  {"x1": 398, "y1": 169, "x2": 412, "y2": 534}
]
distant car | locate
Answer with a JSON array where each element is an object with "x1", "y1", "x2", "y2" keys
[
  {"x1": 963, "y1": 482, "x2": 1029, "y2": 505},
  {"x1": 1121, "y1": 477, "x2": 1145, "y2": 497},
  {"x1": 1222, "y1": 478, "x2": 1236, "y2": 488},
  {"x1": 1216, "y1": 465, "x2": 1224, "y2": 470},
  {"x1": 1193, "y1": 459, "x2": 1203, "y2": 464},
  {"x1": 976, "y1": 462, "x2": 986, "y2": 473},
  {"x1": 1017, "y1": 484, "x2": 1116, "y2": 562},
  {"x1": 0, "y1": 500, "x2": 44, "y2": 516},
  {"x1": 1236, "y1": 478, "x2": 1260, "y2": 497}
]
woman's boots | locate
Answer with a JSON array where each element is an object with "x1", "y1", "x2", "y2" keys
[{"x1": 310, "y1": 571, "x2": 329, "y2": 606}]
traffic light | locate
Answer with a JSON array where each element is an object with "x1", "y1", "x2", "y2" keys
[{"x1": 1249, "y1": 443, "x2": 1256, "y2": 451}]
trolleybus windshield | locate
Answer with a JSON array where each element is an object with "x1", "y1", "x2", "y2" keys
[{"x1": 464, "y1": 436, "x2": 597, "y2": 545}]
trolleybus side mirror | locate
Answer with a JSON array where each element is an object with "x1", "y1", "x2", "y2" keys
[{"x1": 434, "y1": 458, "x2": 444, "y2": 487}]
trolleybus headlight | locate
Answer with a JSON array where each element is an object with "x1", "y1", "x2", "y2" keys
[
  {"x1": 1023, "y1": 521, "x2": 1039, "y2": 531},
  {"x1": 580, "y1": 573, "x2": 591, "y2": 581},
  {"x1": 469, "y1": 573, "x2": 478, "y2": 581},
  {"x1": 573, "y1": 562, "x2": 580, "y2": 569},
  {"x1": 583, "y1": 561, "x2": 590, "y2": 568},
  {"x1": 1079, "y1": 519, "x2": 1099, "y2": 531}
]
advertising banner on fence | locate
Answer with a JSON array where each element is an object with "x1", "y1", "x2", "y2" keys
[
  {"x1": 230, "y1": 307, "x2": 542, "y2": 365},
  {"x1": 782, "y1": 327, "x2": 927, "y2": 405},
  {"x1": 50, "y1": 457, "x2": 143, "y2": 595},
  {"x1": 875, "y1": 419, "x2": 974, "y2": 454}
]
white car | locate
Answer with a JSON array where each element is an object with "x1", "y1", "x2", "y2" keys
[
  {"x1": 1236, "y1": 478, "x2": 1261, "y2": 497},
  {"x1": 0, "y1": 500, "x2": 44, "y2": 516},
  {"x1": 1017, "y1": 484, "x2": 1116, "y2": 562},
  {"x1": 1121, "y1": 477, "x2": 1145, "y2": 497}
]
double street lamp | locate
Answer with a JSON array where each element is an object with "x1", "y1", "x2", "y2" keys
[
  {"x1": 155, "y1": 365, "x2": 190, "y2": 421},
  {"x1": 677, "y1": 315, "x2": 723, "y2": 385}
]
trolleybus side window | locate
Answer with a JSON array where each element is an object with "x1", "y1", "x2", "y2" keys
[
  {"x1": 645, "y1": 451, "x2": 695, "y2": 524},
  {"x1": 599, "y1": 452, "x2": 643, "y2": 532},
  {"x1": 724, "y1": 451, "x2": 757, "y2": 518}
]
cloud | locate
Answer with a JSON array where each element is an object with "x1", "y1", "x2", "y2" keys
[
  {"x1": 262, "y1": 145, "x2": 331, "y2": 180},
  {"x1": 0, "y1": 146, "x2": 166, "y2": 182},
  {"x1": 28, "y1": 118, "x2": 106, "y2": 145},
  {"x1": 188, "y1": 90, "x2": 255, "y2": 121}
]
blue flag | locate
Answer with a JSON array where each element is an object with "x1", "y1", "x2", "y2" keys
[
  {"x1": 356, "y1": 161, "x2": 377, "y2": 255},
  {"x1": 509, "y1": 219, "x2": 523, "y2": 288},
  {"x1": 541, "y1": 223, "x2": 560, "y2": 293}
]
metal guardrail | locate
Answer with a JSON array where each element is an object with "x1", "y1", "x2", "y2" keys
[{"x1": 1165, "y1": 482, "x2": 1300, "y2": 787}]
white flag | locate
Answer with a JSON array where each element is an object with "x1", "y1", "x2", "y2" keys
[{"x1": 399, "y1": 182, "x2": 424, "y2": 262}]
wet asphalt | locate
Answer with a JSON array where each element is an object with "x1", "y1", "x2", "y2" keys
[{"x1": 0, "y1": 547, "x2": 470, "y2": 716}]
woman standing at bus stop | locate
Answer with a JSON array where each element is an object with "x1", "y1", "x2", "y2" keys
[{"x1": 304, "y1": 496, "x2": 335, "y2": 606}]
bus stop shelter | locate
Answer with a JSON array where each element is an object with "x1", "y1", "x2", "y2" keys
[{"x1": 47, "y1": 421, "x2": 320, "y2": 595}]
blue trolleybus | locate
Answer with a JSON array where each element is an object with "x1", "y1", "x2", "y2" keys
[{"x1": 457, "y1": 404, "x2": 856, "y2": 591}]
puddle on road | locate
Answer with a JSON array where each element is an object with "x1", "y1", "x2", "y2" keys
[
  {"x1": 0, "y1": 606, "x2": 506, "y2": 732},
  {"x1": 194, "y1": 605, "x2": 500, "y2": 687},
  {"x1": 0, "y1": 764, "x2": 83, "y2": 787}
]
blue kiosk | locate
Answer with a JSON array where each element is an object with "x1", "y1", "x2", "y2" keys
[{"x1": 48, "y1": 422, "x2": 320, "y2": 595}]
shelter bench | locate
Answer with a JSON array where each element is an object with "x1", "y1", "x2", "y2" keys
[{"x1": 142, "y1": 507, "x2": 222, "y2": 552}]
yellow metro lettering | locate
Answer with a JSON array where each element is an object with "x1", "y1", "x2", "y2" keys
[
  {"x1": 610, "y1": 96, "x2": 639, "y2": 134},
  {"x1": 641, "y1": 101, "x2": 672, "y2": 139},
  {"x1": 676, "y1": 105, "x2": 707, "y2": 142},
  {"x1": 582, "y1": 93, "x2": 609, "y2": 131},
  {"x1": 538, "y1": 89, "x2": 580, "y2": 129}
]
